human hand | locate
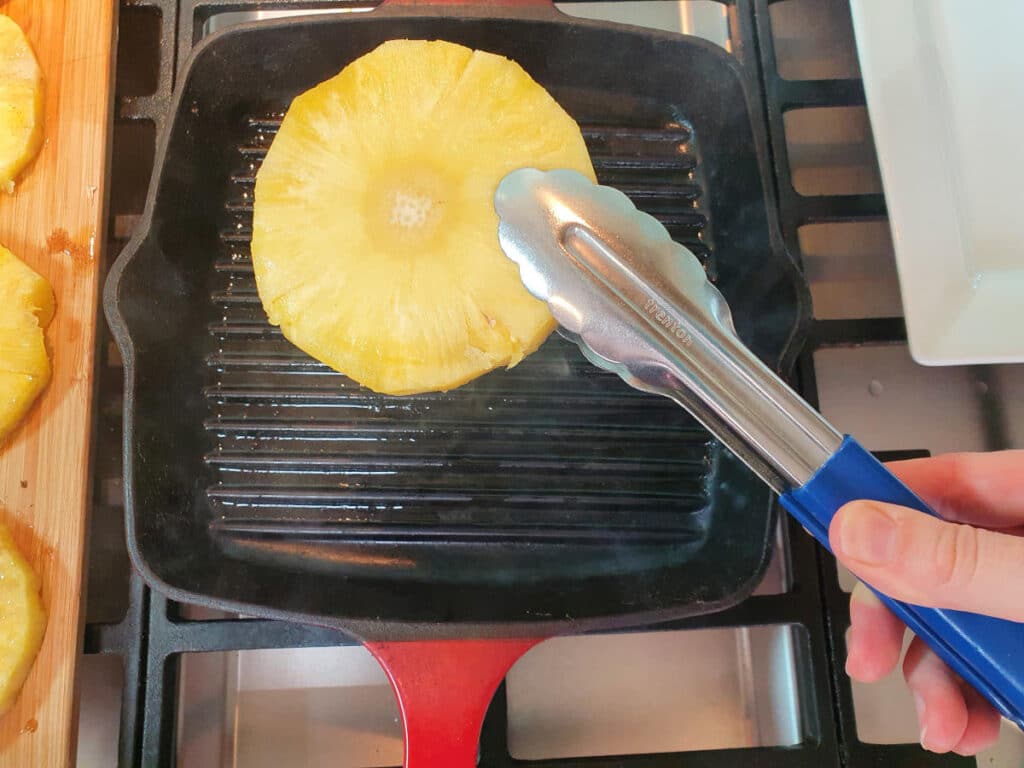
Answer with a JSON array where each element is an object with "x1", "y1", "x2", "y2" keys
[{"x1": 828, "y1": 450, "x2": 1024, "y2": 755}]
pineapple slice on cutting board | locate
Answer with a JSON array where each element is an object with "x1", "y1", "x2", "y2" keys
[
  {"x1": 0, "y1": 14, "x2": 44, "y2": 193},
  {"x1": 253, "y1": 39, "x2": 595, "y2": 395},
  {"x1": 0, "y1": 244, "x2": 54, "y2": 443},
  {"x1": 0, "y1": 521, "x2": 46, "y2": 716}
]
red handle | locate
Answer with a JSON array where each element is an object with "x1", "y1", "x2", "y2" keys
[
  {"x1": 366, "y1": 638, "x2": 542, "y2": 767},
  {"x1": 379, "y1": 0, "x2": 554, "y2": 7}
]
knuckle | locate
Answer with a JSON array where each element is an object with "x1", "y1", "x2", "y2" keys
[
  {"x1": 931, "y1": 522, "x2": 980, "y2": 592},
  {"x1": 940, "y1": 453, "x2": 975, "y2": 520}
]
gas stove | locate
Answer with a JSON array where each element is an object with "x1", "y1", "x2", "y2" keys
[{"x1": 77, "y1": 1, "x2": 1024, "y2": 766}]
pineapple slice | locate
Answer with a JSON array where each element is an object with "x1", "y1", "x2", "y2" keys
[
  {"x1": 0, "y1": 521, "x2": 46, "y2": 716},
  {"x1": 0, "y1": 244, "x2": 54, "y2": 442},
  {"x1": 253, "y1": 40, "x2": 595, "y2": 395},
  {"x1": 0, "y1": 15, "x2": 44, "y2": 193}
]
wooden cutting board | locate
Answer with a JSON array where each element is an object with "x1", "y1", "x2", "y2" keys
[{"x1": 0, "y1": 2, "x2": 114, "y2": 765}]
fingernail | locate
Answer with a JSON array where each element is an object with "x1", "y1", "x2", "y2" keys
[
  {"x1": 837, "y1": 503, "x2": 898, "y2": 565},
  {"x1": 913, "y1": 693, "x2": 930, "y2": 750}
]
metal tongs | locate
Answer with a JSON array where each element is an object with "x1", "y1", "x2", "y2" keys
[{"x1": 495, "y1": 168, "x2": 1024, "y2": 729}]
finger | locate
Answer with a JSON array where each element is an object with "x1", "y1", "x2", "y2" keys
[
  {"x1": 887, "y1": 450, "x2": 1024, "y2": 528},
  {"x1": 903, "y1": 637, "x2": 968, "y2": 753},
  {"x1": 846, "y1": 583, "x2": 904, "y2": 682},
  {"x1": 830, "y1": 500, "x2": 1024, "y2": 621},
  {"x1": 952, "y1": 684, "x2": 1002, "y2": 756}
]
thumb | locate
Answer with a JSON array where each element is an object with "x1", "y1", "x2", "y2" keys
[{"x1": 830, "y1": 500, "x2": 1024, "y2": 622}]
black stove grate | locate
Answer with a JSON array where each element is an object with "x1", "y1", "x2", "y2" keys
[{"x1": 85, "y1": 1, "x2": 975, "y2": 766}]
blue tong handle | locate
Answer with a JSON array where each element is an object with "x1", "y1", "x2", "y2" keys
[{"x1": 781, "y1": 436, "x2": 1024, "y2": 728}]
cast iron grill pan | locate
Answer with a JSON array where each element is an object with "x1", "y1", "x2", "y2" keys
[{"x1": 105, "y1": 9, "x2": 807, "y2": 637}]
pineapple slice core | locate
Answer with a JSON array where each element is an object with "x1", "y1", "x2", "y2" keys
[
  {"x1": 368, "y1": 165, "x2": 451, "y2": 251},
  {"x1": 252, "y1": 40, "x2": 595, "y2": 395}
]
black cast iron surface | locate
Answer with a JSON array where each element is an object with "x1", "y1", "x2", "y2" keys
[{"x1": 84, "y1": 1, "x2": 994, "y2": 766}]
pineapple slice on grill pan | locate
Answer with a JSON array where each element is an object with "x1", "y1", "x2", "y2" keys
[{"x1": 252, "y1": 39, "x2": 595, "y2": 395}]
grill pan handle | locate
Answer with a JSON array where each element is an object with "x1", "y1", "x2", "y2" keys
[
  {"x1": 366, "y1": 638, "x2": 541, "y2": 767},
  {"x1": 380, "y1": 0, "x2": 555, "y2": 7}
]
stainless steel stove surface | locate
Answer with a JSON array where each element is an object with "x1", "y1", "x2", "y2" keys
[{"x1": 75, "y1": 2, "x2": 1024, "y2": 766}]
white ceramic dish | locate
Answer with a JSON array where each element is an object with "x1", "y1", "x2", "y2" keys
[{"x1": 850, "y1": 0, "x2": 1024, "y2": 365}]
